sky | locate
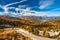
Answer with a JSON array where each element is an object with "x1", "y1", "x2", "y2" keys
[{"x1": 0, "y1": 0, "x2": 60, "y2": 17}]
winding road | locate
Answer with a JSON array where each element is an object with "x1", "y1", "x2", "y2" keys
[{"x1": 14, "y1": 29, "x2": 57, "y2": 40}]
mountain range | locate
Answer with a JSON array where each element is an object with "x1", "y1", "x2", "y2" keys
[{"x1": 0, "y1": 15, "x2": 60, "y2": 28}]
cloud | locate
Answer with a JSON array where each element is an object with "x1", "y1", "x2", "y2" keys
[
  {"x1": 39, "y1": 0, "x2": 54, "y2": 9},
  {"x1": 4, "y1": 0, "x2": 27, "y2": 7},
  {"x1": 46, "y1": 12, "x2": 60, "y2": 17},
  {"x1": 0, "y1": 0, "x2": 53, "y2": 17},
  {"x1": 20, "y1": 7, "x2": 47, "y2": 16},
  {"x1": 47, "y1": 8, "x2": 60, "y2": 13},
  {"x1": 45, "y1": 8, "x2": 60, "y2": 16},
  {"x1": 0, "y1": 12, "x2": 5, "y2": 15},
  {"x1": 0, "y1": 5, "x2": 47, "y2": 17}
]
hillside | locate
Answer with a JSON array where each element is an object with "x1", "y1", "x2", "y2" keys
[{"x1": 0, "y1": 16, "x2": 60, "y2": 39}]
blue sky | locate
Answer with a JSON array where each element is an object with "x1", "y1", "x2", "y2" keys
[{"x1": 0, "y1": 0, "x2": 60, "y2": 17}]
